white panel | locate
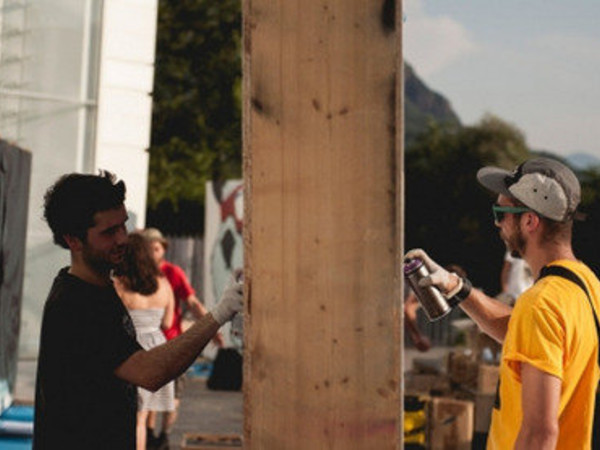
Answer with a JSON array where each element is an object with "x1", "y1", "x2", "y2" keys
[
  {"x1": 121, "y1": 0, "x2": 158, "y2": 8},
  {"x1": 102, "y1": 0, "x2": 158, "y2": 63},
  {"x1": 104, "y1": 0, "x2": 158, "y2": 38},
  {"x1": 94, "y1": 0, "x2": 157, "y2": 229},
  {"x1": 96, "y1": 89, "x2": 153, "y2": 147},
  {"x1": 95, "y1": 145, "x2": 149, "y2": 228},
  {"x1": 103, "y1": 29, "x2": 157, "y2": 64},
  {"x1": 19, "y1": 0, "x2": 89, "y2": 357},
  {"x1": 102, "y1": 59, "x2": 155, "y2": 92},
  {"x1": 16, "y1": 0, "x2": 158, "y2": 360},
  {"x1": 203, "y1": 180, "x2": 244, "y2": 349}
]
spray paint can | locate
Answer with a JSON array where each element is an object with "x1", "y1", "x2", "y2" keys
[{"x1": 404, "y1": 258, "x2": 451, "y2": 321}]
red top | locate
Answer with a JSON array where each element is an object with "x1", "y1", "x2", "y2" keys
[{"x1": 160, "y1": 260, "x2": 195, "y2": 340}]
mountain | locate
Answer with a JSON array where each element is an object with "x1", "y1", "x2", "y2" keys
[
  {"x1": 566, "y1": 152, "x2": 600, "y2": 171},
  {"x1": 405, "y1": 63, "x2": 461, "y2": 146}
]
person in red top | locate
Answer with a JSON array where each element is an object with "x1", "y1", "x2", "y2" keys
[
  {"x1": 160, "y1": 260, "x2": 198, "y2": 340},
  {"x1": 141, "y1": 227, "x2": 223, "y2": 449}
]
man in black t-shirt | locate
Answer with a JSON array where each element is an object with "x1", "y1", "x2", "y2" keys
[
  {"x1": 35, "y1": 269, "x2": 142, "y2": 448},
  {"x1": 34, "y1": 172, "x2": 243, "y2": 449}
]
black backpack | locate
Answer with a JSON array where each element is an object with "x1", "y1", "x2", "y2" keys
[{"x1": 207, "y1": 348, "x2": 243, "y2": 391}]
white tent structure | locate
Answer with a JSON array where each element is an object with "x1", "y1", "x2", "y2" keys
[{"x1": 0, "y1": 0, "x2": 158, "y2": 359}]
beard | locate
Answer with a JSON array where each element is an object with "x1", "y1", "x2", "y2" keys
[
  {"x1": 81, "y1": 242, "x2": 125, "y2": 276},
  {"x1": 502, "y1": 223, "x2": 527, "y2": 259}
]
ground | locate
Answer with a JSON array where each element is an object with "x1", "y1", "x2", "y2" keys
[{"x1": 15, "y1": 359, "x2": 243, "y2": 450}]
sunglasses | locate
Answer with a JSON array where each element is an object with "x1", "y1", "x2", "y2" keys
[{"x1": 492, "y1": 204, "x2": 532, "y2": 223}]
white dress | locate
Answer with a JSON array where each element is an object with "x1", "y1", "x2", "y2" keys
[
  {"x1": 128, "y1": 308, "x2": 175, "y2": 411},
  {"x1": 504, "y1": 251, "x2": 534, "y2": 300}
]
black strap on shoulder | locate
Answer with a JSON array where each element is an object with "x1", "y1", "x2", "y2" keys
[
  {"x1": 539, "y1": 265, "x2": 591, "y2": 297},
  {"x1": 539, "y1": 265, "x2": 600, "y2": 366}
]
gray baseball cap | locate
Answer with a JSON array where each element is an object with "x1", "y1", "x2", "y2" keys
[{"x1": 477, "y1": 157, "x2": 581, "y2": 222}]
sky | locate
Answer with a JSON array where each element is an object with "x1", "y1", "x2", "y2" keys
[{"x1": 403, "y1": 0, "x2": 600, "y2": 160}]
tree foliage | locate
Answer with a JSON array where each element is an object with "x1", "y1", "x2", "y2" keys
[
  {"x1": 147, "y1": 0, "x2": 242, "y2": 234},
  {"x1": 144, "y1": 0, "x2": 600, "y2": 283},
  {"x1": 405, "y1": 115, "x2": 531, "y2": 294},
  {"x1": 573, "y1": 167, "x2": 600, "y2": 275},
  {"x1": 406, "y1": 113, "x2": 600, "y2": 292}
]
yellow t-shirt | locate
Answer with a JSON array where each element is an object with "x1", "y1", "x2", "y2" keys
[{"x1": 487, "y1": 260, "x2": 600, "y2": 450}]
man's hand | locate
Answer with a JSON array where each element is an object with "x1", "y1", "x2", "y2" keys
[
  {"x1": 404, "y1": 248, "x2": 460, "y2": 297},
  {"x1": 209, "y1": 270, "x2": 244, "y2": 326}
]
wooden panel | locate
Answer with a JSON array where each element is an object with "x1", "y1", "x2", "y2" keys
[{"x1": 243, "y1": 1, "x2": 403, "y2": 448}]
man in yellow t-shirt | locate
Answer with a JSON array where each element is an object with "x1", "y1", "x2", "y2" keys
[{"x1": 406, "y1": 157, "x2": 600, "y2": 449}]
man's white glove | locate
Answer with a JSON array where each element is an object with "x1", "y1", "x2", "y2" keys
[
  {"x1": 404, "y1": 248, "x2": 462, "y2": 298},
  {"x1": 210, "y1": 269, "x2": 244, "y2": 326}
]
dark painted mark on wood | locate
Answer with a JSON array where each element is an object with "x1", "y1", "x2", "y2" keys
[
  {"x1": 381, "y1": 0, "x2": 395, "y2": 33},
  {"x1": 377, "y1": 387, "x2": 390, "y2": 398},
  {"x1": 251, "y1": 98, "x2": 264, "y2": 112},
  {"x1": 312, "y1": 99, "x2": 321, "y2": 111}
]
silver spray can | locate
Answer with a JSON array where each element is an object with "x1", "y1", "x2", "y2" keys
[
  {"x1": 404, "y1": 258, "x2": 451, "y2": 321},
  {"x1": 230, "y1": 270, "x2": 244, "y2": 349}
]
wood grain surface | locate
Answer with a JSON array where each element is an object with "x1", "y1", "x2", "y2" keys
[{"x1": 243, "y1": 1, "x2": 404, "y2": 448}]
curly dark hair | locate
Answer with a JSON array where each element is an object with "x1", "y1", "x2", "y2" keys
[
  {"x1": 43, "y1": 171, "x2": 126, "y2": 248},
  {"x1": 114, "y1": 233, "x2": 160, "y2": 295}
]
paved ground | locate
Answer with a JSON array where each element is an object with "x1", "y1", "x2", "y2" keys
[
  {"x1": 15, "y1": 359, "x2": 243, "y2": 450},
  {"x1": 14, "y1": 348, "x2": 439, "y2": 449},
  {"x1": 165, "y1": 376, "x2": 243, "y2": 449}
]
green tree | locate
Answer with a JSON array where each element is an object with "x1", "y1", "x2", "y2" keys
[
  {"x1": 405, "y1": 115, "x2": 531, "y2": 293},
  {"x1": 573, "y1": 168, "x2": 600, "y2": 275},
  {"x1": 147, "y1": 0, "x2": 242, "y2": 235}
]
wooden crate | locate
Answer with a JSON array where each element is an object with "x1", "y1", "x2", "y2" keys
[
  {"x1": 477, "y1": 364, "x2": 500, "y2": 395},
  {"x1": 429, "y1": 397, "x2": 474, "y2": 450},
  {"x1": 405, "y1": 371, "x2": 451, "y2": 396},
  {"x1": 181, "y1": 433, "x2": 242, "y2": 449}
]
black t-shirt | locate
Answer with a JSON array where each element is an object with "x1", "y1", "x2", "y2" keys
[{"x1": 33, "y1": 268, "x2": 143, "y2": 449}]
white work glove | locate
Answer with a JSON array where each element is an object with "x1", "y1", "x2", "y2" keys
[
  {"x1": 404, "y1": 248, "x2": 462, "y2": 298},
  {"x1": 210, "y1": 269, "x2": 244, "y2": 325}
]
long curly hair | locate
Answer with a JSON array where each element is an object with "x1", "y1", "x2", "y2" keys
[{"x1": 114, "y1": 233, "x2": 160, "y2": 295}]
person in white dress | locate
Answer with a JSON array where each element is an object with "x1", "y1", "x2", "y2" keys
[
  {"x1": 113, "y1": 233, "x2": 175, "y2": 450},
  {"x1": 500, "y1": 250, "x2": 534, "y2": 305}
]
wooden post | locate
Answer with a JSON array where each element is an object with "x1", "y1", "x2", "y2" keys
[{"x1": 243, "y1": 1, "x2": 404, "y2": 448}]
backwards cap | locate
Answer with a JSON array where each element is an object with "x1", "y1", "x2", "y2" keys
[{"x1": 477, "y1": 157, "x2": 580, "y2": 222}]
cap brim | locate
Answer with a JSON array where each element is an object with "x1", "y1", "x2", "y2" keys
[{"x1": 476, "y1": 167, "x2": 513, "y2": 197}]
